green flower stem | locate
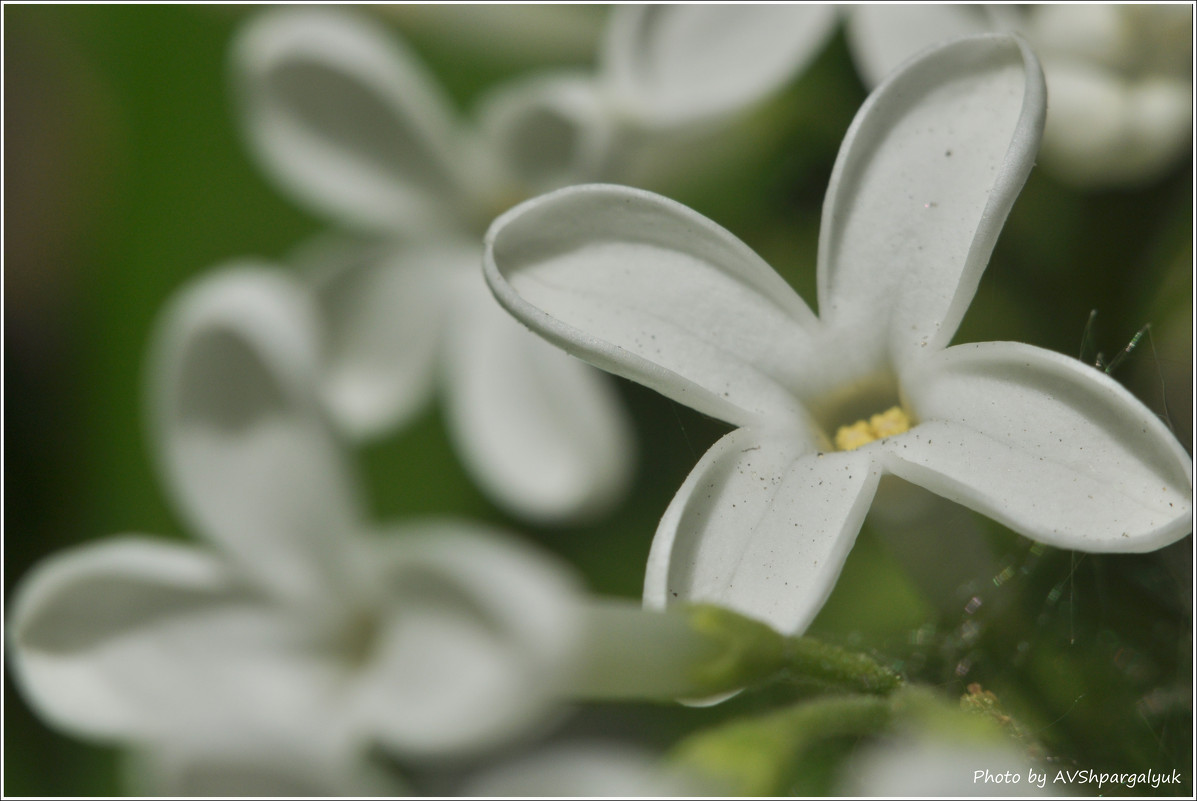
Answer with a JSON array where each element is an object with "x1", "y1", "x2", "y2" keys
[
  {"x1": 669, "y1": 693, "x2": 895, "y2": 796},
  {"x1": 780, "y1": 635, "x2": 904, "y2": 695}
]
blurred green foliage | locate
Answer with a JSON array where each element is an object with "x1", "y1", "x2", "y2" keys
[{"x1": 5, "y1": 5, "x2": 1191, "y2": 796}]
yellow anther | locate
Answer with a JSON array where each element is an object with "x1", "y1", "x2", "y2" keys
[
  {"x1": 834, "y1": 406, "x2": 912, "y2": 451},
  {"x1": 834, "y1": 420, "x2": 875, "y2": 451},
  {"x1": 870, "y1": 406, "x2": 912, "y2": 439}
]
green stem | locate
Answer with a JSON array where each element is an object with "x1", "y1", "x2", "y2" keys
[{"x1": 781, "y1": 635, "x2": 904, "y2": 695}]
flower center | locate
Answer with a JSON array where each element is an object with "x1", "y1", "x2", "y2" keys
[
  {"x1": 833, "y1": 406, "x2": 912, "y2": 451},
  {"x1": 339, "y1": 609, "x2": 383, "y2": 669}
]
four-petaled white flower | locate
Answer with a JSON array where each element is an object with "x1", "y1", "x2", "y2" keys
[
  {"x1": 846, "y1": 4, "x2": 1194, "y2": 187},
  {"x1": 483, "y1": 34, "x2": 1194, "y2": 635},
  {"x1": 10, "y1": 267, "x2": 582, "y2": 768},
  {"x1": 230, "y1": 6, "x2": 836, "y2": 522}
]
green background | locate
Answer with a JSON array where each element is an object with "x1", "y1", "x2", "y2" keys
[{"x1": 5, "y1": 5, "x2": 1192, "y2": 795}]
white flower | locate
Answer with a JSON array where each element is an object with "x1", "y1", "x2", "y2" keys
[
  {"x1": 229, "y1": 6, "x2": 837, "y2": 522},
  {"x1": 846, "y1": 4, "x2": 1194, "y2": 187},
  {"x1": 9, "y1": 267, "x2": 582, "y2": 766},
  {"x1": 483, "y1": 34, "x2": 1194, "y2": 635}
]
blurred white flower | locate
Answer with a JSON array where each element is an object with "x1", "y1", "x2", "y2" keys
[
  {"x1": 847, "y1": 4, "x2": 1194, "y2": 187},
  {"x1": 9, "y1": 267, "x2": 582, "y2": 769},
  {"x1": 483, "y1": 35, "x2": 1194, "y2": 635},
  {"x1": 229, "y1": 6, "x2": 836, "y2": 523}
]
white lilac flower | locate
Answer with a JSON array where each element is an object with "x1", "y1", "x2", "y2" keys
[
  {"x1": 8, "y1": 267, "x2": 583, "y2": 769},
  {"x1": 230, "y1": 6, "x2": 836, "y2": 523},
  {"x1": 483, "y1": 34, "x2": 1194, "y2": 636},
  {"x1": 847, "y1": 4, "x2": 1194, "y2": 187}
]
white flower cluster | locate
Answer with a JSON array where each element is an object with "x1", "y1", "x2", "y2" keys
[{"x1": 9, "y1": 5, "x2": 1192, "y2": 797}]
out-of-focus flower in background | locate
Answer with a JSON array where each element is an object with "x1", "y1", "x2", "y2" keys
[
  {"x1": 11, "y1": 262, "x2": 802, "y2": 794},
  {"x1": 846, "y1": 4, "x2": 1194, "y2": 188},
  {"x1": 231, "y1": 9, "x2": 633, "y2": 524},
  {"x1": 9, "y1": 267, "x2": 583, "y2": 776},
  {"x1": 229, "y1": 6, "x2": 838, "y2": 523},
  {"x1": 484, "y1": 35, "x2": 1193, "y2": 635}
]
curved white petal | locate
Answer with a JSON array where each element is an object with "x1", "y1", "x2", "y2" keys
[
  {"x1": 845, "y1": 5, "x2": 1004, "y2": 89},
  {"x1": 296, "y1": 236, "x2": 463, "y2": 440},
  {"x1": 443, "y1": 275, "x2": 636, "y2": 524},
  {"x1": 232, "y1": 8, "x2": 472, "y2": 232},
  {"x1": 601, "y1": 4, "x2": 837, "y2": 128},
  {"x1": 888, "y1": 341, "x2": 1193, "y2": 551},
  {"x1": 357, "y1": 523, "x2": 581, "y2": 756},
  {"x1": 485, "y1": 184, "x2": 820, "y2": 429},
  {"x1": 10, "y1": 537, "x2": 346, "y2": 747},
  {"x1": 817, "y1": 35, "x2": 1045, "y2": 368},
  {"x1": 476, "y1": 72, "x2": 616, "y2": 196},
  {"x1": 645, "y1": 428, "x2": 881, "y2": 635},
  {"x1": 148, "y1": 266, "x2": 364, "y2": 607}
]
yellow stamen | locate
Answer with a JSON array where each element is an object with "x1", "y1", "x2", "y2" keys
[
  {"x1": 834, "y1": 406, "x2": 912, "y2": 451},
  {"x1": 834, "y1": 420, "x2": 875, "y2": 451}
]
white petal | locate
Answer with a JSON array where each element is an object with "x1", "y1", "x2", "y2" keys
[
  {"x1": 645, "y1": 428, "x2": 881, "y2": 635},
  {"x1": 601, "y1": 4, "x2": 837, "y2": 127},
  {"x1": 356, "y1": 523, "x2": 581, "y2": 756},
  {"x1": 476, "y1": 72, "x2": 616, "y2": 196},
  {"x1": 567, "y1": 600, "x2": 726, "y2": 700},
  {"x1": 485, "y1": 184, "x2": 820, "y2": 429},
  {"x1": 817, "y1": 34, "x2": 1045, "y2": 369},
  {"x1": 845, "y1": 5, "x2": 1005, "y2": 88},
  {"x1": 148, "y1": 266, "x2": 364, "y2": 607},
  {"x1": 232, "y1": 8, "x2": 472, "y2": 232},
  {"x1": 888, "y1": 341, "x2": 1193, "y2": 551},
  {"x1": 10, "y1": 538, "x2": 346, "y2": 747},
  {"x1": 296, "y1": 236, "x2": 463, "y2": 440},
  {"x1": 443, "y1": 274, "x2": 636, "y2": 523}
]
